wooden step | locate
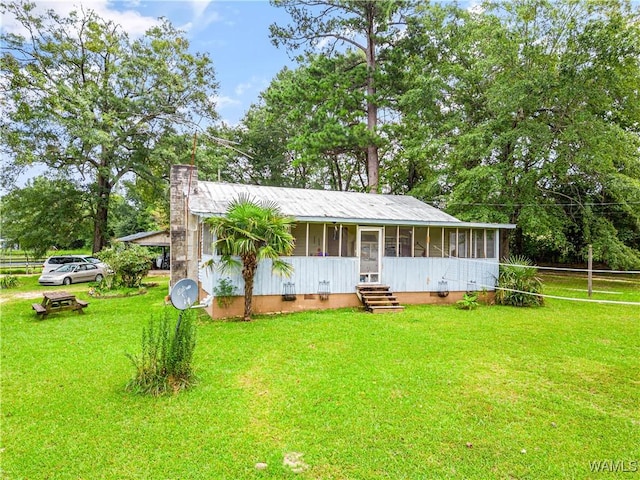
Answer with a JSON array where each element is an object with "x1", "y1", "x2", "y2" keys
[
  {"x1": 365, "y1": 299, "x2": 400, "y2": 305},
  {"x1": 356, "y1": 285, "x2": 404, "y2": 313},
  {"x1": 370, "y1": 305, "x2": 405, "y2": 313}
]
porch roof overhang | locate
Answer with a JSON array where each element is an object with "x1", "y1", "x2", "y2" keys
[{"x1": 194, "y1": 213, "x2": 514, "y2": 230}]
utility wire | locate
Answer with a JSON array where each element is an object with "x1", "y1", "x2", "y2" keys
[
  {"x1": 439, "y1": 254, "x2": 640, "y2": 275},
  {"x1": 469, "y1": 282, "x2": 640, "y2": 307}
]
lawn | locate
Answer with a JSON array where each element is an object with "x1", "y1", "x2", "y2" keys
[{"x1": 1, "y1": 275, "x2": 638, "y2": 479}]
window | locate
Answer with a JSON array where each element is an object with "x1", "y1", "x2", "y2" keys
[{"x1": 202, "y1": 223, "x2": 214, "y2": 255}]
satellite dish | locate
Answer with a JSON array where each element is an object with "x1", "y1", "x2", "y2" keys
[{"x1": 170, "y1": 278, "x2": 199, "y2": 310}]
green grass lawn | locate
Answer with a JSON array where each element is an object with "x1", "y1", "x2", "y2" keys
[{"x1": 1, "y1": 275, "x2": 639, "y2": 479}]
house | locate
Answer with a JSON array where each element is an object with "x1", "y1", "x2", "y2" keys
[{"x1": 169, "y1": 165, "x2": 515, "y2": 318}]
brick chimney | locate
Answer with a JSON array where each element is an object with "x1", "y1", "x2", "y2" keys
[{"x1": 170, "y1": 164, "x2": 199, "y2": 288}]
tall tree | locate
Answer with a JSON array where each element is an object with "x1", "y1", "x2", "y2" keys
[
  {"x1": 270, "y1": 0, "x2": 415, "y2": 192},
  {"x1": 246, "y1": 56, "x2": 372, "y2": 190},
  {"x1": 0, "y1": 1, "x2": 218, "y2": 252},
  {"x1": 396, "y1": 0, "x2": 640, "y2": 268},
  {"x1": 206, "y1": 195, "x2": 295, "y2": 321}
]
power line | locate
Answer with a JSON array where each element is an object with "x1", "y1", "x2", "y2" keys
[
  {"x1": 432, "y1": 201, "x2": 640, "y2": 207},
  {"x1": 438, "y1": 253, "x2": 640, "y2": 275},
  {"x1": 473, "y1": 283, "x2": 640, "y2": 307}
]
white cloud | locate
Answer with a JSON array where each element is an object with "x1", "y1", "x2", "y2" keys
[
  {"x1": 1, "y1": 1, "x2": 159, "y2": 38},
  {"x1": 190, "y1": 0, "x2": 212, "y2": 18},
  {"x1": 212, "y1": 95, "x2": 241, "y2": 109},
  {"x1": 467, "y1": 1, "x2": 485, "y2": 15},
  {"x1": 180, "y1": 0, "x2": 221, "y2": 32},
  {"x1": 234, "y1": 81, "x2": 253, "y2": 96},
  {"x1": 234, "y1": 76, "x2": 270, "y2": 96}
]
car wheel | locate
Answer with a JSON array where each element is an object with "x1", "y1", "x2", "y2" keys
[
  {"x1": 95, "y1": 274, "x2": 104, "y2": 282},
  {"x1": 63, "y1": 277, "x2": 72, "y2": 286}
]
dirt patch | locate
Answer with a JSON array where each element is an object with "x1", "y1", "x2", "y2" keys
[{"x1": 0, "y1": 290, "x2": 43, "y2": 303}]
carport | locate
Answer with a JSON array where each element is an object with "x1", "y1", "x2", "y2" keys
[{"x1": 116, "y1": 230, "x2": 170, "y2": 269}]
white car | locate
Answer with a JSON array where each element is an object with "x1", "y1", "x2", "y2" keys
[
  {"x1": 42, "y1": 254, "x2": 107, "y2": 274},
  {"x1": 38, "y1": 263, "x2": 106, "y2": 286}
]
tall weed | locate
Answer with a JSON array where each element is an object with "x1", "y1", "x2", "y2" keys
[{"x1": 126, "y1": 308, "x2": 197, "y2": 396}]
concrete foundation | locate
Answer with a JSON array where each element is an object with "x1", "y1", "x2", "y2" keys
[{"x1": 205, "y1": 290, "x2": 495, "y2": 319}]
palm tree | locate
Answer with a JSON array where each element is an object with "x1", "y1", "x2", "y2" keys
[{"x1": 206, "y1": 194, "x2": 295, "y2": 321}]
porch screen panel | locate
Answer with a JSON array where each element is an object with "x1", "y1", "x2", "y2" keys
[
  {"x1": 486, "y1": 230, "x2": 496, "y2": 258},
  {"x1": 474, "y1": 230, "x2": 485, "y2": 258},
  {"x1": 308, "y1": 224, "x2": 325, "y2": 256},
  {"x1": 385, "y1": 226, "x2": 398, "y2": 257},
  {"x1": 291, "y1": 223, "x2": 307, "y2": 256},
  {"x1": 414, "y1": 227, "x2": 428, "y2": 257},
  {"x1": 428, "y1": 227, "x2": 443, "y2": 257},
  {"x1": 326, "y1": 224, "x2": 341, "y2": 256},
  {"x1": 448, "y1": 229, "x2": 457, "y2": 257},
  {"x1": 341, "y1": 226, "x2": 355, "y2": 257},
  {"x1": 399, "y1": 228, "x2": 412, "y2": 257},
  {"x1": 457, "y1": 229, "x2": 469, "y2": 258}
]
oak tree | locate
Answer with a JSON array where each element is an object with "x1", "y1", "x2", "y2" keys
[{"x1": 1, "y1": 1, "x2": 218, "y2": 252}]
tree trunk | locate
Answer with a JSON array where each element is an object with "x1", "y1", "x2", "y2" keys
[
  {"x1": 92, "y1": 173, "x2": 111, "y2": 253},
  {"x1": 242, "y1": 253, "x2": 258, "y2": 321},
  {"x1": 365, "y1": 3, "x2": 379, "y2": 193}
]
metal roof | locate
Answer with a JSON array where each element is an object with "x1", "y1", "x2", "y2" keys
[
  {"x1": 189, "y1": 181, "x2": 515, "y2": 229},
  {"x1": 116, "y1": 230, "x2": 170, "y2": 246}
]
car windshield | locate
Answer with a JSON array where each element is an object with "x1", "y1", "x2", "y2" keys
[{"x1": 53, "y1": 264, "x2": 77, "y2": 273}]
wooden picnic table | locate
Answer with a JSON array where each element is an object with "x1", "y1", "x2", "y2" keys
[{"x1": 32, "y1": 291, "x2": 88, "y2": 318}]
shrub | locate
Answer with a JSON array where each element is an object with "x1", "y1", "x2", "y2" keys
[
  {"x1": 0, "y1": 275, "x2": 20, "y2": 289},
  {"x1": 126, "y1": 308, "x2": 197, "y2": 396},
  {"x1": 97, "y1": 244, "x2": 154, "y2": 288},
  {"x1": 456, "y1": 292, "x2": 479, "y2": 310},
  {"x1": 495, "y1": 255, "x2": 544, "y2": 307},
  {"x1": 213, "y1": 277, "x2": 237, "y2": 308}
]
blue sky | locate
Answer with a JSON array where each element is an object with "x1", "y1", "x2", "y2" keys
[
  {"x1": 2, "y1": 1, "x2": 297, "y2": 124},
  {"x1": 149, "y1": 1, "x2": 296, "y2": 124}
]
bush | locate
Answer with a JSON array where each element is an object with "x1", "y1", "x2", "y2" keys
[
  {"x1": 97, "y1": 244, "x2": 154, "y2": 288},
  {"x1": 213, "y1": 277, "x2": 237, "y2": 308},
  {"x1": 126, "y1": 308, "x2": 197, "y2": 396},
  {"x1": 495, "y1": 255, "x2": 544, "y2": 307},
  {"x1": 456, "y1": 292, "x2": 479, "y2": 310},
  {"x1": 0, "y1": 275, "x2": 20, "y2": 289}
]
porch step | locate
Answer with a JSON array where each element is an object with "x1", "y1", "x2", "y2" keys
[{"x1": 356, "y1": 285, "x2": 405, "y2": 313}]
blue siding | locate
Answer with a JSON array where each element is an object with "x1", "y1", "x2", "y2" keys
[
  {"x1": 381, "y1": 257, "x2": 498, "y2": 292},
  {"x1": 200, "y1": 255, "x2": 498, "y2": 296},
  {"x1": 201, "y1": 256, "x2": 359, "y2": 296}
]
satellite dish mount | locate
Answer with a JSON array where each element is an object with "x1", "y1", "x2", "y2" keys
[{"x1": 170, "y1": 278, "x2": 199, "y2": 332}]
